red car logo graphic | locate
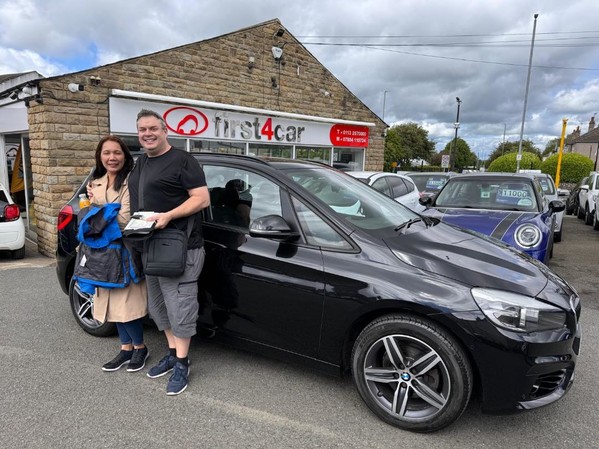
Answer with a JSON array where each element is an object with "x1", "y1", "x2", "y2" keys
[{"x1": 163, "y1": 106, "x2": 209, "y2": 136}]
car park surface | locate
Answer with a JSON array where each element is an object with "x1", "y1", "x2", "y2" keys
[
  {"x1": 419, "y1": 172, "x2": 563, "y2": 263},
  {"x1": 0, "y1": 182, "x2": 25, "y2": 259},
  {"x1": 347, "y1": 171, "x2": 421, "y2": 211},
  {"x1": 56, "y1": 154, "x2": 580, "y2": 432}
]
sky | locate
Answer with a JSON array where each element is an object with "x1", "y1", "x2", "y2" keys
[{"x1": 2, "y1": 0, "x2": 599, "y2": 160}]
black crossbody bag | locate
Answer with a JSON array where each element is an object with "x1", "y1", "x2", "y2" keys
[{"x1": 138, "y1": 155, "x2": 193, "y2": 277}]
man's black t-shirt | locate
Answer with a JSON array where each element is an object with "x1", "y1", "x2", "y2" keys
[{"x1": 129, "y1": 148, "x2": 207, "y2": 249}]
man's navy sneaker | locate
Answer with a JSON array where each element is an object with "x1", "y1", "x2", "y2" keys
[
  {"x1": 166, "y1": 362, "x2": 190, "y2": 396},
  {"x1": 147, "y1": 354, "x2": 176, "y2": 378},
  {"x1": 102, "y1": 350, "x2": 133, "y2": 372},
  {"x1": 127, "y1": 347, "x2": 149, "y2": 372}
]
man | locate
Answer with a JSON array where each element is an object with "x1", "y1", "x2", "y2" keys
[{"x1": 128, "y1": 109, "x2": 210, "y2": 395}]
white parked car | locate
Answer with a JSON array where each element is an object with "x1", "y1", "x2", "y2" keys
[
  {"x1": 533, "y1": 173, "x2": 565, "y2": 242},
  {"x1": 0, "y1": 182, "x2": 26, "y2": 259},
  {"x1": 348, "y1": 171, "x2": 422, "y2": 211},
  {"x1": 577, "y1": 171, "x2": 599, "y2": 225}
]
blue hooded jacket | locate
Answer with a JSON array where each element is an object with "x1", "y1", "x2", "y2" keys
[{"x1": 74, "y1": 203, "x2": 143, "y2": 295}]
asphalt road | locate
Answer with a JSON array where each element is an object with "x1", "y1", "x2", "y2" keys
[{"x1": 0, "y1": 216, "x2": 597, "y2": 449}]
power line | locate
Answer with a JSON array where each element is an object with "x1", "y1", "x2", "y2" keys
[
  {"x1": 296, "y1": 30, "x2": 599, "y2": 38},
  {"x1": 300, "y1": 43, "x2": 599, "y2": 71}
]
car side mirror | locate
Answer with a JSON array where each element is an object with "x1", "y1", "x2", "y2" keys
[
  {"x1": 580, "y1": 184, "x2": 589, "y2": 191},
  {"x1": 249, "y1": 214, "x2": 300, "y2": 241},
  {"x1": 418, "y1": 196, "x2": 433, "y2": 207},
  {"x1": 549, "y1": 199, "x2": 565, "y2": 214}
]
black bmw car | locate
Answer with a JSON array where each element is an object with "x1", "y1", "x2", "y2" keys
[{"x1": 56, "y1": 153, "x2": 581, "y2": 433}]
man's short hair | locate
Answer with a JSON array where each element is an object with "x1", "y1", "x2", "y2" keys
[{"x1": 137, "y1": 109, "x2": 167, "y2": 130}]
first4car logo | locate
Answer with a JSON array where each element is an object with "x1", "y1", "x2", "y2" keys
[{"x1": 163, "y1": 106, "x2": 209, "y2": 136}]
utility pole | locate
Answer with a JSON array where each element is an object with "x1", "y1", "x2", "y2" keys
[
  {"x1": 516, "y1": 13, "x2": 539, "y2": 172},
  {"x1": 448, "y1": 97, "x2": 462, "y2": 172},
  {"x1": 382, "y1": 90, "x2": 389, "y2": 122}
]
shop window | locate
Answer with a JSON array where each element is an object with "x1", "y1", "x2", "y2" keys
[
  {"x1": 295, "y1": 146, "x2": 331, "y2": 164},
  {"x1": 190, "y1": 140, "x2": 245, "y2": 155},
  {"x1": 249, "y1": 144, "x2": 292, "y2": 159},
  {"x1": 333, "y1": 147, "x2": 364, "y2": 171}
]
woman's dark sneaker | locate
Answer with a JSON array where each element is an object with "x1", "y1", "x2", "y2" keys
[
  {"x1": 102, "y1": 350, "x2": 133, "y2": 372},
  {"x1": 127, "y1": 347, "x2": 149, "y2": 372}
]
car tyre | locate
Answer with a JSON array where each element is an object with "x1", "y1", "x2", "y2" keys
[
  {"x1": 585, "y1": 207, "x2": 594, "y2": 225},
  {"x1": 554, "y1": 230, "x2": 562, "y2": 242},
  {"x1": 577, "y1": 205, "x2": 585, "y2": 219},
  {"x1": 351, "y1": 314, "x2": 472, "y2": 433},
  {"x1": 69, "y1": 278, "x2": 116, "y2": 337},
  {"x1": 11, "y1": 245, "x2": 25, "y2": 259},
  {"x1": 565, "y1": 204, "x2": 573, "y2": 216},
  {"x1": 593, "y1": 213, "x2": 599, "y2": 231}
]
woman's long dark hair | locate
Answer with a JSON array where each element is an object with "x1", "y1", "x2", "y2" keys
[{"x1": 92, "y1": 135, "x2": 134, "y2": 192}]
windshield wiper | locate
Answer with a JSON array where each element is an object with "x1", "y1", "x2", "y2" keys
[{"x1": 394, "y1": 217, "x2": 424, "y2": 233}]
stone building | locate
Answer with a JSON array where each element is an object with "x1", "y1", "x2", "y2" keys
[{"x1": 0, "y1": 19, "x2": 386, "y2": 257}]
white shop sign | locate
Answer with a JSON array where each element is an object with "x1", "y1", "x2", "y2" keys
[{"x1": 109, "y1": 97, "x2": 370, "y2": 148}]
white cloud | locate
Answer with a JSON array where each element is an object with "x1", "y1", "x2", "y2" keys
[{"x1": 1, "y1": 0, "x2": 598, "y2": 160}]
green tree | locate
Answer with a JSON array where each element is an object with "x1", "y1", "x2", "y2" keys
[
  {"x1": 487, "y1": 152, "x2": 541, "y2": 172},
  {"x1": 487, "y1": 139, "x2": 540, "y2": 165},
  {"x1": 440, "y1": 137, "x2": 476, "y2": 171},
  {"x1": 383, "y1": 123, "x2": 435, "y2": 170},
  {"x1": 543, "y1": 137, "x2": 561, "y2": 157},
  {"x1": 541, "y1": 153, "x2": 594, "y2": 184}
]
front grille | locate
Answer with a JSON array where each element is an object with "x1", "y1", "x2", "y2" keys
[{"x1": 529, "y1": 369, "x2": 567, "y2": 399}]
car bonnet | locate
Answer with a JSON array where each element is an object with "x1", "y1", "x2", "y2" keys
[
  {"x1": 383, "y1": 221, "x2": 549, "y2": 298},
  {"x1": 422, "y1": 208, "x2": 542, "y2": 241}
]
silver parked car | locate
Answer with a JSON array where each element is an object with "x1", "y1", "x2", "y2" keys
[{"x1": 348, "y1": 171, "x2": 422, "y2": 211}]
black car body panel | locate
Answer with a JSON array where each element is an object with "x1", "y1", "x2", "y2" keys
[{"x1": 56, "y1": 153, "x2": 581, "y2": 431}]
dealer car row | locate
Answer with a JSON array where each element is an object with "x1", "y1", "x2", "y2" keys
[{"x1": 56, "y1": 154, "x2": 581, "y2": 433}]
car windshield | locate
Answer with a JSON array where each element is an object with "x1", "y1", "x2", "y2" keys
[
  {"x1": 536, "y1": 176, "x2": 556, "y2": 196},
  {"x1": 282, "y1": 167, "x2": 418, "y2": 233},
  {"x1": 434, "y1": 177, "x2": 540, "y2": 211},
  {"x1": 408, "y1": 174, "x2": 448, "y2": 192}
]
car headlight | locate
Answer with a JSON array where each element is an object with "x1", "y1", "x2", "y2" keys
[
  {"x1": 471, "y1": 288, "x2": 566, "y2": 333},
  {"x1": 514, "y1": 224, "x2": 541, "y2": 248}
]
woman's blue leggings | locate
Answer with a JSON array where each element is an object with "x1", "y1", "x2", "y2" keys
[{"x1": 116, "y1": 319, "x2": 144, "y2": 346}]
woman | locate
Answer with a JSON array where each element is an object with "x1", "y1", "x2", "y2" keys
[{"x1": 88, "y1": 135, "x2": 149, "y2": 372}]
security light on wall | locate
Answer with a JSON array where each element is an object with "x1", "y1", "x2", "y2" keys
[
  {"x1": 68, "y1": 83, "x2": 84, "y2": 93},
  {"x1": 271, "y1": 46, "x2": 283, "y2": 60}
]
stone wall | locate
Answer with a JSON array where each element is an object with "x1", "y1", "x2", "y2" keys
[{"x1": 28, "y1": 19, "x2": 385, "y2": 256}]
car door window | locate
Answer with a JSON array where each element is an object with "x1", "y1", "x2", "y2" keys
[
  {"x1": 371, "y1": 178, "x2": 391, "y2": 196},
  {"x1": 292, "y1": 197, "x2": 353, "y2": 250},
  {"x1": 203, "y1": 165, "x2": 282, "y2": 228},
  {"x1": 387, "y1": 177, "x2": 409, "y2": 197}
]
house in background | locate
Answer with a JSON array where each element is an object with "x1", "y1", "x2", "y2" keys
[{"x1": 564, "y1": 116, "x2": 599, "y2": 167}]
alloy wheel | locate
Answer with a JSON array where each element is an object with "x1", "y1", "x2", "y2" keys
[{"x1": 363, "y1": 334, "x2": 450, "y2": 420}]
